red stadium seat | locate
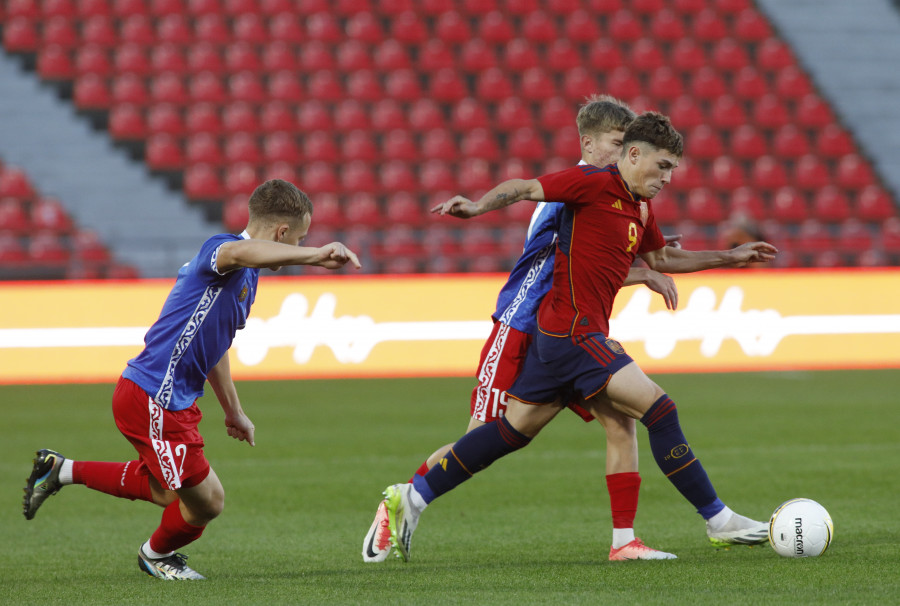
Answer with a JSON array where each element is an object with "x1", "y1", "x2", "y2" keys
[
  {"x1": 371, "y1": 99, "x2": 408, "y2": 132},
  {"x1": 503, "y1": 38, "x2": 539, "y2": 72},
  {"x1": 29, "y1": 232, "x2": 70, "y2": 265},
  {"x1": 189, "y1": 71, "x2": 227, "y2": 104},
  {"x1": 494, "y1": 97, "x2": 534, "y2": 132},
  {"x1": 686, "y1": 125, "x2": 724, "y2": 160},
  {"x1": 224, "y1": 162, "x2": 259, "y2": 196},
  {"x1": 428, "y1": 68, "x2": 467, "y2": 103},
  {"x1": 629, "y1": 38, "x2": 665, "y2": 72},
  {"x1": 268, "y1": 12, "x2": 303, "y2": 43},
  {"x1": 147, "y1": 103, "x2": 184, "y2": 136},
  {"x1": 344, "y1": 192, "x2": 381, "y2": 225},
  {"x1": 119, "y1": 15, "x2": 156, "y2": 46},
  {"x1": 587, "y1": 39, "x2": 626, "y2": 71},
  {"x1": 795, "y1": 219, "x2": 834, "y2": 254},
  {"x1": 111, "y1": 73, "x2": 148, "y2": 106},
  {"x1": 296, "y1": 101, "x2": 333, "y2": 133},
  {"x1": 508, "y1": 127, "x2": 546, "y2": 162},
  {"x1": 712, "y1": 0, "x2": 752, "y2": 14},
  {"x1": 667, "y1": 160, "x2": 705, "y2": 193},
  {"x1": 475, "y1": 68, "x2": 514, "y2": 103},
  {"x1": 341, "y1": 130, "x2": 378, "y2": 163},
  {"x1": 261, "y1": 161, "x2": 298, "y2": 183},
  {"x1": 151, "y1": 44, "x2": 187, "y2": 75},
  {"x1": 757, "y1": 38, "x2": 794, "y2": 72},
  {"x1": 0, "y1": 233, "x2": 28, "y2": 264},
  {"x1": 461, "y1": 129, "x2": 500, "y2": 162},
  {"x1": 520, "y1": 11, "x2": 559, "y2": 44},
  {"x1": 268, "y1": 70, "x2": 304, "y2": 103},
  {"x1": 606, "y1": 10, "x2": 642, "y2": 43},
  {"x1": 409, "y1": 100, "x2": 445, "y2": 131},
  {"x1": 145, "y1": 134, "x2": 184, "y2": 171},
  {"x1": 774, "y1": 66, "x2": 813, "y2": 100},
  {"x1": 479, "y1": 10, "x2": 515, "y2": 44},
  {"x1": 667, "y1": 95, "x2": 706, "y2": 129},
  {"x1": 435, "y1": 11, "x2": 471, "y2": 44},
  {"x1": 38, "y1": 45, "x2": 75, "y2": 80},
  {"x1": 452, "y1": 98, "x2": 490, "y2": 131},
  {"x1": 71, "y1": 230, "x2": 110, "y2": 263},
  {"x1": 390, "y1": 11, "x2": 428, "y2": 45},
  {"x1": 812, "y1": 186, "x2": 851, "y2": 223},
  {"x1": 651, "y1": 192, "x2": 681, "y2": 224},
  {"x1": 333, "y1": 99, "x2": 370, "y2": 131},
  {"x1": 689, "y1": 67, "x2": 727, "y2": 100},
  {"x1": 691, "y1": 8, "x2": 728, "y2": 43},
  {"x1": 374, "y1": 40, "x2": 411, "y2": 72},
  {"x1": 306, "y1": 12, "x2": 342, "y2": 43},
  {"x1": 185, "y1": 132, "x2": 223, "y2": 165},
  {"x1": 545, "y1": 39, "x2": 582, "y2": 72},
  {"x1": 733, "y1": 9, "x2": 772, "y2": 42},
  {"x1": 733, "y1": 67, "x2": 769, "y2": 101},
  {"x1": 157, "y1": 14, "x2": 192, "y2": 44},
  {"x1": 836, "y1": 154, "x2": 876, "y2": 190},
  {"x1": 80, "y1": 15, "x2": 117, "y2": 47},
  {"x1": 709, "y1": 95, "x2": 748, "y2": 130},
  {"x1": 300, "y1": 41, "x2": 334, "y2": 72},
  {"x1": 222, "y1": 101, "x2": 259, "y2": 134},
  {"x1": 419, "y1": 160, "x2": 457, "y2": 193},
  {"x1": 879, "y1": 217, "x2": 900, "y2": 254},
  {"x1": 632, "y1": 0, "x2": 665, "y2": 14},
  {"x1": 114, "y1": 43, "x2": 151, "y2": 77},
  {"x1": 260, "y1": 101, "x2": 296, "y2": 133},
  {"x1": 563, "y1": 66, "x2": 602, "y2": 101},
  {"x1": 375, "y1": 225, "x2": 424, "y2": 260},
  {"x1": 305, "y1": 70, "x2": 343, "y2": 102},
  {"x1": 649, "y1": 8, "x2": 686, "y2": 42},
  {"x1": 710, "y1": 38, "x2": 750, "y2": 72},
  {"x1": 750, "y1": 155, "x2": 789, "y2": 191},
  {"x1": 420, "y1": 129, "x2": 459, "y2": 162},
  {"x1": 794, "y1": 94, "x2": 835, "y2": 129},
  {"x1": 345, "y1": 11, "x2": 384, "y2": 44},
  {"x1": 671, "y1": 38, "x2": 706, "y2": 73},
  {"x1": 709, "y1": 156, "x2": 747, "y2": 191},
  {"x1": 550, "y1": 126, "x2": 580, "y2": 160},
  {"x1": 109, "y1": 103, "x2": 147, "y2": 140},
  {"x1": 730, "y1": 125, "x2": 768, "y2": 160},
  {"x1": 380, "y1": 161, "x2": 418, "y2": 193},
  {"x1": 385, "y1": 69, "x2": 422, "y2": 102},
  {"x1": 460, "y1": 225, "x2": 501, "y2": 257},
  {"x1": 337, "y1": 40, "x2": 373, "y2": 72},
  {"x1": 300, "y1": 161, "x2": 339, "y2": 194},
  {"x1": 151, "y1": 72, "x2": 189, "y2": 106},
  {"x1": 752, "y1": 94, "x2": 791, "y2": 130},
  {"x1": 194, "y1": 14, "x2": 231, "y2": 45},
  {"x1": 457, "y1": 158, "x2": 496, "y2": 195},
  {"x1": 0, "y1": 197, "x2": 31, "y2": 232},
  {"x1": 305, "y1": 192, "x2": 341, "y2": 228},
  {"x1": 772, "y1": 125, "x2": 810, "y2": 159},
  {"x1": 728, "y1": 186, "x2": 766, "y2": 221},
  {"x1": 460, "y1": 39, "x2": 498, "y2": 73},
  {"x1": 794, "y1": 155, "x2": 831, "y2": 191},
  {"x1": 187, "y1": 0, "x2": 222, "y2": 16},
  {"x1": 815, "y1": 124, "x2": 855, "y2": 158},
  {"x1": 304, "y1": 132, "x2": 338, "y2": 163},
  {"x1": 771, "y1": 186, "x2": 808, "y2": 223},
  {"x1": 685, "y1": 187, "x2": 726, "y2": 224},
  {"x1": 856, "y1": 185, "x2": 897, "y2": 222},
  {"x1": 225, "y1": 42, "x2": 261, "y2": 73},
  {"x1": 540, "y1": 96, "x2": 575, "y2": 131},
  {"x1": 222, "y1": 194, "x2": 250, "y2": 232},
  {"x1": 3, "y1": 18, "x2": 40, "y2": 53},
  {"x1": 646, "y1": 66, "x2": 684, "y2": 100},
  {"x1": 74, "y1": 45, "x2": 112, "y2": 78},
  {"x1": 30, "y1": 196, "x2": 73, "y2": 232},
  {"x1": 188, "y1": 42, "x2": 225, "y2": 73},
  {"x1": 8, "y1": 0, "x2": 41, "y2": 19},
  {"x1": 148, "y1": 0, "x2": 182, "y2": 18},
  {"x1": 184, "y1": 163, "x2": 224, "y2": 200},
  {"x1": 385, "y1": 191, "x2": 425, "y2": 226},
  {"x1": 261, "y1": 41, "x2": 298, "y2": 72},
  {"x1": 263, "y1": 132, "x2": 301, "y2": 164}
]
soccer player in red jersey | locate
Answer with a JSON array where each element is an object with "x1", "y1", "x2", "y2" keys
[
  {"x1": 364, "y1": 96, "x2": 680, "y2": 563},
  {"x1": 381, "y1": 112, "x2": 778, "y2": 561},
  {"x1": 22, "y1": 180, "x2": 360, "y2": 580}
]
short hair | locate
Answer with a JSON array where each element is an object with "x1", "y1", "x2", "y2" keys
[
  {"x1": 575, "y1": 94, "x2": 636, "y2": 136},
  {"x1": 247, "y1": 179, "x2": 312, "y2": 225},
  {"x1": 622, "y1": 111, "x2": 684, "y2": 157}
]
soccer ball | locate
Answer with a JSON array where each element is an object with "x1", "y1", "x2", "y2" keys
[{"x1": 768, "y1": 498, "x2": 834, "y2": 558}]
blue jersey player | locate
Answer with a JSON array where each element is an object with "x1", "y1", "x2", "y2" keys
[
  {"x1": 23, "y1": 179, "x2": 360, "y2": 580},
  {"x1": 363, "y1": 96, "x2": 681, "y2": 563}
]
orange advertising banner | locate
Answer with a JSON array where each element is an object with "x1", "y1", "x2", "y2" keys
[{"x1": 0, "y1": 269, "x2": 898, "y2": 385}]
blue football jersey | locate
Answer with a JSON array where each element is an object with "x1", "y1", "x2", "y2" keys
[
  {"x1": 123, "y1": 232, "x2": 259, "y2": 411},
  {"x1": 493, "y1": 201, "x2": 563, "y2": 335}
]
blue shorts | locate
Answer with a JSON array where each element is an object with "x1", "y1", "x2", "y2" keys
[{"x1": 507, "y1": 330, "x2": 634, "y2": 405}]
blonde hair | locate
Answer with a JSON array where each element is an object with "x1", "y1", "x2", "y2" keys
[{"x1": 575, "y1": 94, "x2": 636, "y2": 136}]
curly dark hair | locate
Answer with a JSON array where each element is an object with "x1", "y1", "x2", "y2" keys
[{"x1": 622, "y1": 112, "x2": 684, "y2": 157}]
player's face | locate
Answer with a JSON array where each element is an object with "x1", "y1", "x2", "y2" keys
[
  {"x1": 630, "y1": 145, "x2": 680, "y2": 199},
  {"x1": 583, "y1": 130, "x2": 625, "y2": 168}
]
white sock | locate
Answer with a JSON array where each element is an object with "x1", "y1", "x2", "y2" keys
[
  {"x1": 706, "y1": 505, "x2": 734, "y2": 531},
  {"x1": 612, "y1": 528, "x2": 636, "y2": 549},
  {"x1": 408, "y1": 485, "x2": 428, "y2": 515},
  {"x1": 58, "y1": 459, "x2": 74, "y2": 485},
  {"x1": 141, "y1": 540, "x2": 174, "y2": 560}
]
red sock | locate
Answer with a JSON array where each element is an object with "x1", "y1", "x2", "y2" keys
[
  {"x1": 149, "y1": 500, "x2": 205, "y2": 554},
  {"x1": 72, "y1": 461, "x2": 152, "y2": 502},
  {"x1": 606, "y1": 472, "x2": 641, "y2": 528},
  {"x1": 408, "y1": 460, "x2": 430, "y2": 483}
]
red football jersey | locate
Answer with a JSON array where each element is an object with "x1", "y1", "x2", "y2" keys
[{"x1": 536, "y1": 163, "x2": 666, "y2": 336}]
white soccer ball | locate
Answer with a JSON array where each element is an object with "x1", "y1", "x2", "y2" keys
[{"x1": 768, "y1": 498, "x2": 834, "y2": 558}]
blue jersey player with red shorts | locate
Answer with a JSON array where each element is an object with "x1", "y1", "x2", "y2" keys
[
  {"x1": 23, "y1": 179, "x2": 360, "y2": 580},
  {"x1": 379, "y1": 112, "x2": 779, "y2": 562}
]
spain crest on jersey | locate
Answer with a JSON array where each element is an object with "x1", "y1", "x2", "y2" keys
[
  {"x1": 239, "y1": 285, "x2": 249, "y2": 302},
  {"x1": 639, "y1": 201, "x2": 649, "y2": 226}
]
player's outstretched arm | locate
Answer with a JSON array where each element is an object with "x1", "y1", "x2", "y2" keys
[
  {"x1": 623, "y1": 267, "x2": 678, "y2": 310},
  {"x1": 640, "y1": 241, "x2": 778, "y2": 274},
  {"x1": 207, "y1": 352, "x2": 255, "y2": 447},
  {"x1": 430, "y1": 178, "x2": 545, "y2": 219},
  {"x1": 216, "y1": 240, "x2": 361, "y2": 272}
]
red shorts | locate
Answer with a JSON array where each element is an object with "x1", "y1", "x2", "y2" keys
[
  {"x1": 112, "y1": 376, "x2": 210, "y2": 491},
  {"x1": 470, "y1": 321, "x2": 593, "y2": 423}
]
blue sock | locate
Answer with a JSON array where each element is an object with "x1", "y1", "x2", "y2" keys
[
  {"x1": 640, "y1": 394, "x2": 722, "y2": 517},
  {"x1": 418, "y1": 416, "x2": 531, "y2": 504}
]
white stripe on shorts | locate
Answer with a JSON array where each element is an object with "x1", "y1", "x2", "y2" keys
[{"x1": 147, "y1": 397, "x2": 182, "y2": 490}]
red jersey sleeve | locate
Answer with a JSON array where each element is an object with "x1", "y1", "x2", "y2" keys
[
  {"x1": 537, "y1": 165, "x2": 609, "y2": 207},
  {"x1": 638, "y1": 204, "x2": 666, "y2": 253}
]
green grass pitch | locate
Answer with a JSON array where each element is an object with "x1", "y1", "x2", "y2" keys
[{"x1": 2, "y1": 370, "x2": 899, "y2": 605}]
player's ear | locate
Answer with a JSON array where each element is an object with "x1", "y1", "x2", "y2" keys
[{"x1": 276, "y1": 224, "x2": 289, "y2": 242}]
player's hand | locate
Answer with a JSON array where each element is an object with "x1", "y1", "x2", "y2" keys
[
  {"x1": 726, "y1": 241, "x2": 779, "y2": 267},
  {"x1": 643, "y1": 270, "x2": 679, "y2": 310},
  {"x1": 314, "y1": 242, "x2": 361, "y2": 270},
  {"x1": 664, "y1": 234, "x2": 683, "y2": 249},
  {"x1": 430, "y1": 195, "x2": 479, "y2": 219},
  {"x1": 224, "y1": 410, "x2": 255, "y2": 447}
]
